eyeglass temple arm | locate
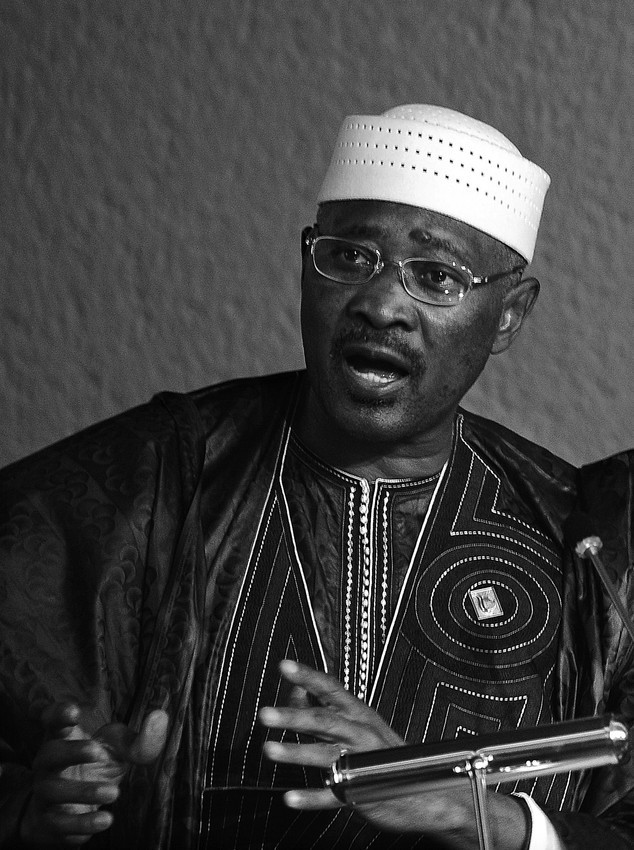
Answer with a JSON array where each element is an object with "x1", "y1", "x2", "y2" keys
[{"x1": 476, "y1": 263, "x2": 527, "y2": 287}]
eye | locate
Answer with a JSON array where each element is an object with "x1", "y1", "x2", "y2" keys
[
  {"x1": 410, "y1": 262, "x2": 467, "y2": 297},
  {"x1": 422, "y1": 265, "x2": 461, "y2": 288},
  {"x1": 331, "y1": 244, "x2": 374, "y2": 269},
  {"x1": 313, "y1": 238, "x2": 377, "y2": 282}
]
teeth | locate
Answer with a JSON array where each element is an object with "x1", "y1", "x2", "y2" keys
[
  {"x1": 364, "y1": 372, "x2": 398, "y2": 384},
  {"x1": 349, "y1": 363, "x2": 400, "y2": 384}
]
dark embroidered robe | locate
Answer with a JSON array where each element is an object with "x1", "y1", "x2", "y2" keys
[{"x1": 0, "y1": 371, "x2": 633, "y2": 849}]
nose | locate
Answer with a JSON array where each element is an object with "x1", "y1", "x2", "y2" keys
[{"x1": 346, "y1": 261, "x2": 418, "y2": 330}]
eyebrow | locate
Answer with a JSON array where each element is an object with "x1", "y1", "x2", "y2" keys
[{"x1": 331, "y1": 223, "x2": 468, "y2": 259}]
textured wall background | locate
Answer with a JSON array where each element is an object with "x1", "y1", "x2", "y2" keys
[{"x1": 1, "y1": 0, "x2": 632, "y2": 468}]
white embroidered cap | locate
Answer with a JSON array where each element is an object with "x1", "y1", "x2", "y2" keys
[{"x1": 317, "y1": 105, "x2": 551, "y2": 263}]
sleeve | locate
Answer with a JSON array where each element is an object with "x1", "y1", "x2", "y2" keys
[
  {"x1": 0, "y1": 393, "x2": 206, "y2": 847},
  {"x1": 513, "y1": 793, "x2": 564, "y2": 850},
  {"x1": 512, "y1": 791, "x2": 634, "y2": 849}
]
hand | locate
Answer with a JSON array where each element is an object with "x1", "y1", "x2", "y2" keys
[
  {"x1": 19, "y1": 702, "x2": 168, "y2": 846},
  {"x1": 259, "y1": 661, "x2": 528, "y2": 849}
]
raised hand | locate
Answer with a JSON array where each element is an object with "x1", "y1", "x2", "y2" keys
[
  {"x1": 259, "y1": 660, "x2": 528, "y2": 849},
  {"x1": 19, "y1": 702, "x2": 168, "y2": 846}
]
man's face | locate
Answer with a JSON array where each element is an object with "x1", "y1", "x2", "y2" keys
[{"x1": 300, "y1": 200, "x2": 511, "y2": 451}]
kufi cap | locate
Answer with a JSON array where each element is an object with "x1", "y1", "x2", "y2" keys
[{"x1": 317, "y1": 105, "x2": 551, "y2": 262}]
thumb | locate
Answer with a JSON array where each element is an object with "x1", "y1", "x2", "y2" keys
[
  {"x1": 94, "y1": 710, "x2": 169, "y2": 766},
  {"x1": 129, "y1": 710, "x2": 169, "y2": 764}
]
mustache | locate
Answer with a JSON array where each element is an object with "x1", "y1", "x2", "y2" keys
[{"x1": 331, "y1": 325, "x2": 425, "y2": 377}]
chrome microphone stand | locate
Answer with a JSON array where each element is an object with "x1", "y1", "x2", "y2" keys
[
  {"x1": 327, "y1": 715, "x2": 629, "y2": 850},
  {"x1": 463, "y1": 755, "x2": 492, "y2": 850}
]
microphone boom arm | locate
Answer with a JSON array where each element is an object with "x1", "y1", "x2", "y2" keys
[{"x1": 575, "y1": 535, "x2": 634, "y2": 643}]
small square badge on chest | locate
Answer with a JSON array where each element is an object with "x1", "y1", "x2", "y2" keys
[{"x1": 469, "y1": 585, "x2": 503, "y2": 620}]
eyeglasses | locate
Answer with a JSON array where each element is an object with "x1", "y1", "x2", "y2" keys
[{"x1": 304, "y1": 230, "x2": 525, "y2": 307}]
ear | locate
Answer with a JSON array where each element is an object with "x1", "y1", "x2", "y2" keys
[
  {"x1": 301, "y1": 225, "x2": 315, "y2": 277},
  {"x1": 491, "y1": 277, "x2": 540, "y2": 354}
]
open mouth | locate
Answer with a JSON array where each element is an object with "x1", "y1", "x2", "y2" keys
[{"x1": 344, "y1": 350, "x2": 410, "y2": 386}]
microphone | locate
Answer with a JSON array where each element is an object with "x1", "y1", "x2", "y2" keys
[
  {"x1": 563, "y1": 511, "x2": 634, "y2": 643},
  {"x1": 326, "y1": 716, "x2": 629, "y2": 850},
  {"x1": 326, "y1": 716, "x2": 628, "y2": 805}
]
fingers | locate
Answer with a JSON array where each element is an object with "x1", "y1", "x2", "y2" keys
[
  {"x1": 283, "y1": 788, "x2": 340, "y2": 811},
  {"x1": 25, "y1": 805, "x2": 115, "y2": 845},
  {"x1": 259, "y1": 661, "x2": 407, "y2": 816},
  {"x1": 259, "y1": 704, "x2": 349, "y2": 742},
  {"x1": 34, "y1": 738, "x2": 111, "y2": 772},
  {"x1": 41, "y1": 702, "x2": 82, "y2": 738},
  {"x1": 277, "y1": 661, "x2": 362, "y2": 711},
  {"x1": 260, "y1": 662, "x2": 402, "y2": 750},
  {"x1": 288, "y1": 685, "x2": 312, "y2": 709},
  {"x1": 275, "y1": 662, "x2": 401, "y2": 745},
  {"x1": 35, "y1": 777, "x2": 119, "y2": 807},
  {"x1": 23, "y1": 703, "x2": 168, "y2": 845},
  {"x1": 263, "y1": 740, "x2": 343, "y2": 769},
  {"x1": 20, "y1": 764, "x2": 118, "y2": 847}
]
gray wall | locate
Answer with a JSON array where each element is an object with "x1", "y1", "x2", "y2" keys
[{"x1": 1, "y1": 0, "x2": 632, "y2": 468}]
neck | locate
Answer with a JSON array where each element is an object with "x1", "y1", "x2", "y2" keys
[{"x1": 294, "y1": 391, "x2": 454, "y2": 482}]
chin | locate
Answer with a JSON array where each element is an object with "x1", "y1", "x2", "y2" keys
[{"x1": 328, "y1": 396, "x2": 417, "y2": 445}]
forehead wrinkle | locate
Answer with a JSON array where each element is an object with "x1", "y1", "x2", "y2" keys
[
  {"x1": 408, "y1": 227, "x2": 467, "y2": 258},
  {"x1": 329, "y1": 222, "x2": 472, "y2": 263}
]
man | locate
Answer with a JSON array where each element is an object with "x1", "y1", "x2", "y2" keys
[{"x1": 0, "y1": 105, "x2": 633, "y2": 849}]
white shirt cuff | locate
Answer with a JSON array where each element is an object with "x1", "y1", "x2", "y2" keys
[{"x1": 513, "y1": 793, "x2": 564, "y2": 850}]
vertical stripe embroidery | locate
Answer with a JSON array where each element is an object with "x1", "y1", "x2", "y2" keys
[{"x1": 343, "y1": 485, "x2": 356, "y2": 693}]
